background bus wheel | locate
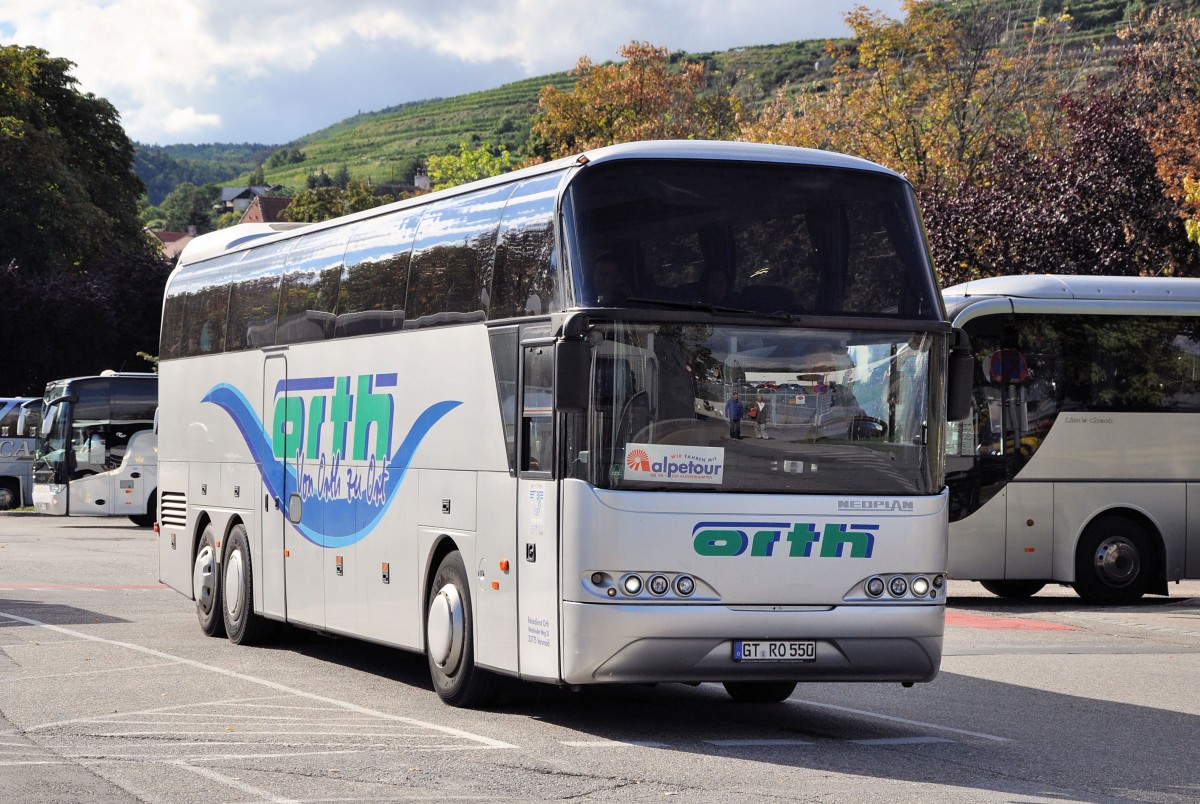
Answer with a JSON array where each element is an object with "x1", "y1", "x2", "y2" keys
[
  {"x1": 723, "y1": 681, "x2": 797, "y2": 703},
  {"x1": 1073, "y1": 515, "x2": 1150, "y2": 605},
  {"x1": 222, "y1": 524, "x2": 275, "y2": 645},
  {"x1": 425, "y1": 551, "x2": 498, "y2": 707},
  {"x1": 980, "y1": 580, "x2": 1046, "y2": 599},
  {"x1": 0, "y1": 482, "x2": 16, "y2": 510},
  {"x1": 193, "y1": 524, "x2": 225, "y2": 637},
  {"x1": 128, "y1": 490, "x2": 156, "y2": 528}
]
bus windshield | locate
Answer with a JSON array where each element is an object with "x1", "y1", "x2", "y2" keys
[
  {"x1": 564, "y1": 159, "x2": 941, "y2": 320},
  {"x1": 563, "y1": 322, "x2": 942, "y2": 495}
]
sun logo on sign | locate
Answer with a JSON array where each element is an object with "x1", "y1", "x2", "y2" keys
[{"x1": 626, "y1": 449, "x2": 651, "y2": 471}]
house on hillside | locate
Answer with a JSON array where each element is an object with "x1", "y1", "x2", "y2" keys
[
  {"x1": 215, "y1": 186, "x2": 283, "y2": 215},
  {"x1": 240, "y1": 195, "x2": 292, "y2": 224},
  {"x1": 152, "y1": 227, "x2": 196, "y2": 261}
]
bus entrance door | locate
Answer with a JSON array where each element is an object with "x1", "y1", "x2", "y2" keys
[
  {"x1": 515, "y1": 342, "x2": 561, "y2": 682},
  {"x1": 261, "y1": 355, "x2": 303, "y2": 623}
]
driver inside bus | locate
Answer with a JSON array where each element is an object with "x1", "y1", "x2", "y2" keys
[{"x1": 591, "y1": 253, "x2": 631, "y2": 306}]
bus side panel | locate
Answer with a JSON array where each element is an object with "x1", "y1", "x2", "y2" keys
[
  {"x1": 1188, "y1": 484, "x2": 1200, "y2": 580},
  {"x1": 474, "y1": 470, "x2": 518, "y2": 673},
  {"x1": 157, "y1": 459, "x2": 191, "y2": 595},
  {"x1": 1052, "y1": 482, "x2": 1188, "y2": 583},
  {"x1": 948, "y1": 490, "x2": 1007, "y2": 580},
  {"x1": 357, "y1": 478, "x2": 421, "y2": 647},
  {"x1": 1004, "y1": 482, "x2": 1052, "y2": 579}
]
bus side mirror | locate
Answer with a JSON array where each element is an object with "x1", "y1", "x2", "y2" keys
[
  {"x1": 555, "y1": 339, "x2": 591, "y2": 413},
  {"x1": 947, "y1": 327, "x2": 973, "y2": 422}
]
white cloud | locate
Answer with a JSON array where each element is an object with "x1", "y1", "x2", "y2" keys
[{"x1": 0, "y1": 0, "x2": 903, "y2": 144}]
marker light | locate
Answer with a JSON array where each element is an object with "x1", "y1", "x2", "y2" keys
[
  {"x1": 622, "y1": 574, "x2": 644, "y2": 596},
  {"x1": 674, "y1": 575, "x2": 695, "y2": 597},
  {"x1": 932, "y1": 574, "x2": 945, "y2": 588},
  {"x1": 591, "y1": 572, "x2": 606, "y2": 586},
  {"x1": 888, "y1": 576, "x2": 909, "y2": 597},
  {"x1": 865, "y1": 576, "x2": 886, "y2": 598},
  {"x1": 911, "y1": 576, "x2": 931, "y2": 597},
  {"x1": 647, "y1": 574, "x2": 670, "y2": 596}
]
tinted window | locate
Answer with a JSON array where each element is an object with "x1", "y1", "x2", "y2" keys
[
  {"x1": 563, "y1": 160, "x2": 939, "y2": 318},
  {"x1": 337, "y1": 209, "x2": 422, "y2": 337},
  {"x1": 226, "y1": 240, "x2": 293, "y2": 350},
  {"x1": 277, "y1": 228, "x2": 349, "y2": 345},
  {"x1": 490, "y1": 173, "x2": 562, "y2": 319},
  {"x1": 406, "y1": 185, "x2": 514, "y2": 328}
]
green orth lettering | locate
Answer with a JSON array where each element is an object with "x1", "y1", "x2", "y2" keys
[{"x1": 694, "y1": 529, "x2": 748, "y2": 556}]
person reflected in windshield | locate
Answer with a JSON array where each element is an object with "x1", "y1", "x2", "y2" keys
[{"x1": 724, "y1": 392, "x2": 745, "y2": 439}]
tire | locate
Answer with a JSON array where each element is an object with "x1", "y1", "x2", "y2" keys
[
  {"x1": 129, "y1": 490, "x2": 156, "y2": 528},
  {"x1": 723, "y1": 681, "x2": 797, "y2": 703},
  {"x1": 979, "y1": 580, "x2": 1046, "y2": 599},
  {"x1": 222, "y1": 524, "x2": 276, "y2": 645},
  {"x1": 425, "y1": 551, "x2": 498, "y2": 707},
  {"x1": 193, "y1": 524, "x2": 225, "y2": 637},
  {"x1": 1073, "y1": 515, "x2": 1151, "y2": 605},
  {"x1": 0, "y1": 481, "x2": 17, "y2": 510}
]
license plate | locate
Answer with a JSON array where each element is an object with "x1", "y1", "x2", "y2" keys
[{"x1": 733, "y1": 640, "x2": 816, "y2": 662}]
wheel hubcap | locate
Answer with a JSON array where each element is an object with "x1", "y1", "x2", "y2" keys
[
  {"x1": 193, "y1": 544, "x2": 217, "y2": 613},
  {"x1": 427, "y1": 583, "x2": 464, "y2": 673},
  {"x1": 0, "y1": 488, "x2": 14, "y2": 509},
  {"x1": 1093, "y1": 535, "x2": 1140, "y2": 588},
  {"x1": 224, "y1": 549, "x2": 245, "y2": 620}
]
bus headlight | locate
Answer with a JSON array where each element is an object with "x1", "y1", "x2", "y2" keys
[
  {"x1": 647, "y1": 574, "x2": 670, "y2": 596},
  {"x1": 864, "y1": 576, "x2": 886, "y2": 598},
  {"x1": 674, "y1": 575, "x2": 695, "y2": 597},
  {"x1": 621, "y1": 574, "x2": 643, "y2": 596},
  {"x1": 911, "y1": 576, "x2": 930, "y2": 597},
  {"x1": 888, "y1": 576, "x2": 909, "y2": 597}
]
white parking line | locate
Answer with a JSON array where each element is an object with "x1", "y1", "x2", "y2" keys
[
  {"x1": 0, "y1": 609, "x2": 516, "y2": 750},
  {"x1": 790, "y1": 698, "x2": 1009, "y2": 742}
]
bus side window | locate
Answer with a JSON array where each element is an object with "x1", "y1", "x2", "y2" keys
[
  {"x1": 338, "y1": 209, "x2": 420, "y2": 338},
  {"x1": 490, "y1": 173, "x2": 562, "y2": 319}
]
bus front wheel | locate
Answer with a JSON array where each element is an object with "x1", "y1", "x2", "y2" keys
[
  {"x1": 1073, "y1": 515, "x2": 1150, "y2": 605},
  {"x1": 0, "y1": 481, "x2": 17, "y2": 510},
  {"x1": 425, "y1": 551, "x2": 498, "y2": 707},
  {"x1": 129, "y1": 490, "x2": 156, "y2": 528},
  {"x1": 193, "y1": 524, "x2": 225, "y2": 637},
  {"x1": 723, "y1": 681, "x2": 797, "y2": 703}
]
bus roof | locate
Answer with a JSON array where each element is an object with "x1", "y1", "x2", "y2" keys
[
  {"x1": 944, "y1": 274, "x2": 1200, "y2": 303},
  {"x1": 173, "y1": 140, "x2": 905, "y2": 269}
]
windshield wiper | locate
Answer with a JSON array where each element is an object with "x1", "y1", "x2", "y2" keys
[{"x1": 622, "y1": 297, "x2": 785, "y2": 318}]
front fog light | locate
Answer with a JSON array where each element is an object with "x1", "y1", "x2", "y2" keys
[
  {"x1": 911, "y1": 576, "x2": 930, "y2": 597},
  {"x1": 674, "y1": 575, "x2": 695, "y2": 597},
  {"x1": 865, "y1": 576, "x2": 886, "y2": 598},
  {"x1": 888, "y1": 576, "x2": 908, "y2": 597},
  {"x1": 622, "y1": 574, "x2": 643, "y2": 595}
]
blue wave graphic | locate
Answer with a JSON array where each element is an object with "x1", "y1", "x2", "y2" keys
[{"x1": 202, "y1": 383, "x2": 460, "y2": 548}]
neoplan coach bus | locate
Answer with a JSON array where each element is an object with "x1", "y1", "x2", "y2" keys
[
  {"x1": 943, "y1": 274, "x2": 1200, "y2": 603},
  {"x1": 158, "y1": 140, "x2": 972, "y2": 707}
]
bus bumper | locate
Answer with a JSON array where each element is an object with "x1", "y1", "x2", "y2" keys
[{"x1": 559, "y1": 601, "x2": 944, "y2": 685}]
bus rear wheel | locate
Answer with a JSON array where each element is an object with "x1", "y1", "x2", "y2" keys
[
  {"x1": 980, "y1": 580, "x2": 1046, "y2": 599},
  {"x1": 193, "y1": 524, "x2": 225, "y2": 637},
  {"x1": 425, "y1": 551, "x2": 498, "y2": 708},
  {"x1": 0, "y1": 481, "x2": 17, "y2": 510},
  {"x1": 222, "y1": 524, "x2": 275, "y2": 645},
  {"x1": 1073, "y1": 515, "x2": 1150, "y2": 605},
  {"x1": 723, "y1": 681, "x2": 797, "y2": 703}
]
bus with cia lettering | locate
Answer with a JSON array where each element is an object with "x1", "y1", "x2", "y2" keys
[{"x1": 157, "y1": 141, "x2": 971, "y2": 707}]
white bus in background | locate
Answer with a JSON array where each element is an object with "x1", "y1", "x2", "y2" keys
[
  {"x1": 0, "y1": 397, "x2": 41, "y2": 509},
  {"x1": 157, "y1": 140, "x2": 972, "y2": 707},
  {"x1": 31, "y1": 372, "x2": 158, "y2": 526},
  {"x1": 943, "y1": 274, "x2": 1200, "y2": 603}
]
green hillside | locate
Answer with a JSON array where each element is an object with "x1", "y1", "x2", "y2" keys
[{"x1": 134, "y1": 0, "x2": 1197, "y2": 200}]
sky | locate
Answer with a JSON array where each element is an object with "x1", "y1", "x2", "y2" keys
[{"x1": 0, "y1": 0, "x2": 904, "y2": 147}]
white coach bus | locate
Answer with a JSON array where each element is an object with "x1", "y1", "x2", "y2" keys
[
  {"x1": 31, "y1": 372, "x2": 158, "y2": 526},
  {"x1": 943, "y1": 274, "x2": 1200, "y2": 603},
  {"x1": 157, "y1": 140, "x2": 972, "y2": 707}
]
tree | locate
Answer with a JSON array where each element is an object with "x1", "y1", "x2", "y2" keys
[
  {"x1": 528, "y1": 41, "x2": 742, "y2": 161},
  {"x1": 924, "y1": 89, "x2": 1200, "y2": 285},
  {"x1": 426, "y1": 143, "x2": 513, "y2": 190},
  {"x1": 282, "y1": 182, "x2": 394, "y2": 223},
  {"x1": 741, "y1": 0, "x2": 1071, "y2": 190},
  {"x1": 0, "y1": 45, "x2": 146, "y2": 273},
  {"x1": 160, "y1": 182, "x2": 217, "y2": 233}
]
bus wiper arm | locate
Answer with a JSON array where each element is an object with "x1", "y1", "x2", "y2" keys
[{"x1": 623, "y1": 297, "x2": 775, "y2": 317}]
